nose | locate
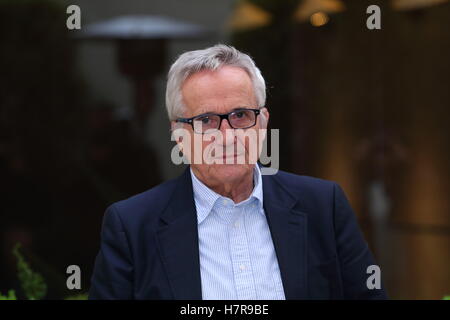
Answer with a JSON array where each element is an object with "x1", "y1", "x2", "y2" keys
[
  {"x1": 219, "y1": 117, "x2": 232, "y2": 131},
  {"x1": 217, "y1": 117, "x2": 235, "y2": 146}
]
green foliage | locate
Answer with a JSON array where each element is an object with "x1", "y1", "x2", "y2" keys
[
  {"x1": 443, "y1": 295, "x2": 450, "y2": 300},
  {"x1": 64, "y1": 293, "x2": 89, "y2": 300},
  {"x1": 0, "y1": 290, "x2": 17, "y2": 300},
  {"x1": 0, "y1": 243, "x2": 89, "y2": 300},
  {"x1": 12, "y1": 243, "x2": 47, "y2": 300}
]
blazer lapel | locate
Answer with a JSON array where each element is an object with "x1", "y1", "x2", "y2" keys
[
  {"x1": 262, "y1": 173, "x2": 308, "y2": 299},
  {"x1": 155, "y1": 166, "x2": 308, "y2": 300},
  {"x1": 156, "y1": 167, "x2": 202, "y2": 299}
]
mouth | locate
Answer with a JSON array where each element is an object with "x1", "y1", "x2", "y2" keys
[
  {"x1": 220, "y1": 152, "x2": 246, "y2": 162},
  {"x1": 222, "y1": 153, "x2": 238, "y2": 158}
]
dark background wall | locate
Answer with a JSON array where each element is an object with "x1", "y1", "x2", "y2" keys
[{"x1": 0, "y1": 0, "x2": 448, "y2": 299}]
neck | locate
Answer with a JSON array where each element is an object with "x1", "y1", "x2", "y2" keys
[{"x1": 191, "y1": 166, "x2": 254, "y2": 204}]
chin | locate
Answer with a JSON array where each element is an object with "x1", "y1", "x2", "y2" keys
[{"x1": 208, "y1": 163, "x2": 253, "y2": 182}]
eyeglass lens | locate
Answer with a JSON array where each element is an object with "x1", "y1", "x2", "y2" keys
[{"x1": 192, "y1": 110, "x2": 256, "y2": 133}]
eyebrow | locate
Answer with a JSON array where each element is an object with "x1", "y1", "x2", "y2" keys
[{"x1": 195, "y1": 106, "x2": 251, "y2": 116}]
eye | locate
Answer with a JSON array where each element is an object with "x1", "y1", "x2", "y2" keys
[
  {"x1": 198, "y1": 116, "x2": 211, "y2": 124},
  {"x1": 235, "y1": 111, "x2": 245, "y2": 118}
]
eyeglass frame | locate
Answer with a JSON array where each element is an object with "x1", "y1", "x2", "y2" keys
[{"x1": 175, "y1": 107, "x2": 263, "y2": 134}]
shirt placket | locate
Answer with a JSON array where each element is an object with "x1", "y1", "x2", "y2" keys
[{"x1": 229, "y1": 204, "x2": 257, "y2": 300}]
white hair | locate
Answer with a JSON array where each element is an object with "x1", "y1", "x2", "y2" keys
[{"x1": 165, "y1": 44, "x2": 266, "y2": 121}]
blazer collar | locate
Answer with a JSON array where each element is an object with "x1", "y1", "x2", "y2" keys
[{"x1": 156, "y1": 166, "x2": 308, "y2": 300}]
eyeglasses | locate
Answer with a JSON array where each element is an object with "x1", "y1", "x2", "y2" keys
[{"x1": 175, "y1": 108, "x2": 262, "y2": 134}]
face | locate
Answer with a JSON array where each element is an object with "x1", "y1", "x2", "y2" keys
[{"x1": 173, "y1": 66, "x2": 269, "y2": 185}]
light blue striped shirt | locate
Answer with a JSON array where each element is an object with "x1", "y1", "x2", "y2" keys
[{"x1": 190, "y1": 165, "x2": 286, "y2": 300}]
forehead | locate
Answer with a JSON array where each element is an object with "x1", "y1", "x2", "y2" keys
[{"x1": 181, "y1": 66, "x2": 256, "y2": 116}]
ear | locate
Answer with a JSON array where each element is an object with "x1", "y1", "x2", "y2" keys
[
  {"x1": 260, "y1": 107, "x2": 269, "y2": 129},
  {"x1": 171, "y1": 121, "x2": 184, "y2": 146},
  {"x1": 170, "y1": 120, "x2": 177, "y2": 132}
]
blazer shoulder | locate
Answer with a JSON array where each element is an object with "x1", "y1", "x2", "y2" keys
[
  {"x1": 107, "y1": 176, "x2": 180, "y2": 225},
  {"x1": 273, "y1": 169, "x2": 337, "y2": 196},
  {"x1": 268, "y1": 169, "x2": 343, "y2": 214}
]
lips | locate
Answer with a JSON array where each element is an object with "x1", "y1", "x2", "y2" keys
[
  {"x1": 204, "y1": 152, "x2": 246, "y2": 163},
  {"x1": 220, "y1": 152, "x2": 246, "y2": 162}
]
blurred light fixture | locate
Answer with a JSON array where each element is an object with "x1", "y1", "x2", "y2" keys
[
  {"x1": 228, "y1": 0, "x2": 272, "y2": 31},
  {"x1": 310, "y1": 12, "x2": 330, "y2": 27},
  {"x1": 76, "y1": 15, "x2": 207, "y2": 138},
  {"x1": 77, "y1": 15, "x2": 206, "y2": 40},
  {"x1": 391, "y1": 0, "x2": 449, "y2": 11},
  {"x1": 294, "y1": 0, "x2": 345, "y2": 22}
]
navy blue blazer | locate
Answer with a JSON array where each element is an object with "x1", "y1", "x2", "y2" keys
[{"x1": 89, "y1": 166, "x2": 388, "y2": 300}]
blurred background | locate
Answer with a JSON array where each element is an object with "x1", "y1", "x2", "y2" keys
[{"x1": 0, "y1": 0, "x2": 449, "y2": 299}]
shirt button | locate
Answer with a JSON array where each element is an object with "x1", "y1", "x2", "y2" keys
[
  {"x1": 234, "y1": 222, "x2": 240, "y2": 228},
  {"x1": 222, "y1": 199, "x2": 227, "y2": 205},
  {"x1": 239, "y1": 265, "x2": 246, "y2": 271}
]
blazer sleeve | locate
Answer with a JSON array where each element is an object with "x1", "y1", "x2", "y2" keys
[
  {"x1": 89, "y1": 204, "x2": 134, "y2": 300},
  {"x1": 333, "y1": 183, "x2": 388, "y2": 299}
]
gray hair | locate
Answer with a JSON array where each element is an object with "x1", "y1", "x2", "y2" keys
[{"x1": 165, "y1": 44, "x2": 266, "y2": 121}]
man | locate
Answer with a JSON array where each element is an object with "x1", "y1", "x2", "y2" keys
[{"x1": 89, "y1": 44, "x2": 387, "y2": 300}]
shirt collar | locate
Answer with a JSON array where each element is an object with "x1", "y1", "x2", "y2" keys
[{"x1": 190, "y1": 165, "x2": 264, "y2": 225}]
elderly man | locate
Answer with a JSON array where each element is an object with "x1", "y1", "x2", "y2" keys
[{"x1": 89, "y1": 44, "x2": 387, "y2": 300}]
